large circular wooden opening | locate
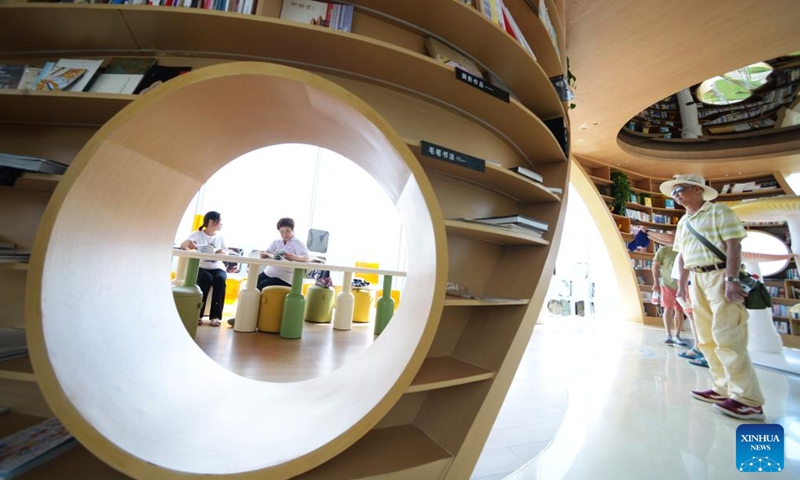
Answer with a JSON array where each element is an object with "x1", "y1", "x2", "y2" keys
[{"x1": 25, "y1": 63, "x2": 446, "y2": 478}]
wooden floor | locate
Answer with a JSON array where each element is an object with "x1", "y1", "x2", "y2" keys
[{"x1": 194, "y1": 320, "x2": 377, "y2": 383}]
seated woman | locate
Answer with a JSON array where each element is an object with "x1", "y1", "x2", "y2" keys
[
  {"x1": 257, "y1": 217, "x2": 311, "y2": 289},
  {"x1": 181, "y1": 211, "x2": 227, "y2": 327}
]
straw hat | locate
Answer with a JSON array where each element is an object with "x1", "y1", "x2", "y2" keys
[{"x1": 659, "y1": 173, "x2": 718, "y2": 201}]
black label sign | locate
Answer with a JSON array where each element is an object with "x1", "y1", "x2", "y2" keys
[
  {"x1": 420, "y1": 140, "x2": 485, "y2": 172},
  {"x1": 455, "y1": 67, "x2": 510, "y2": 103}
]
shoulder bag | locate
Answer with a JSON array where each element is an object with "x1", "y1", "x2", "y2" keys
[{"x1": 684, "y1": 221, "x2": 772, "y2": 310}]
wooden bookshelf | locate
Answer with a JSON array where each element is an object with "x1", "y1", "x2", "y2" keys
[
  {"x1": 0, "y1": 355, "x2": 35, "y2": 382},
  {"x1": 12, "y1": 173, "x2": 62, "y2": 191},
  {"x1": 0, "y1": 2, "x2": 569, "y2": 479}
]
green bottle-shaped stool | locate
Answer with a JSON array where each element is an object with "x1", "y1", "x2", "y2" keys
[
  {"x1": 374, "y1": 275, "x2": 395, "y2": 335},
  {"x1": 280, "y1": 268, "x2": 307, "y2": 339}
]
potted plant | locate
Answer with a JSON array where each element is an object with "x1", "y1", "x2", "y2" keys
[{"x1": 611, "y1": 170, "x2": 632, "y2": 215}]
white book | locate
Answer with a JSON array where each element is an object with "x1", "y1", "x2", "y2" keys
[
  {"x1": 280, "y1": 0, "x2": 331, "y2": 27},
  {"x1": 88, "y1": 74, "x2": 143, "y2": 95}
]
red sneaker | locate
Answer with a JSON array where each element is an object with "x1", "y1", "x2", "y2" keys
[
  {"x1": 690, "y1": 389, "x2": 726, "y2": 403},
  {"x1": 713, "y1": 399, "x2": 764, "y2": 421}
]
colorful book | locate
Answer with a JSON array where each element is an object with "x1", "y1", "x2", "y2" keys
[
  {"x1": 16, "y1": 67, "x2": 41, "y2": 91},
  {"x1": 476, "y1": 0, "x2": 506, "y2": 30},
  {"x1": 31, "y1": 65, "x2": 86, "y2": 92},
  {"x1": 51, "y1": 59, "x2": 104, "y2": 92},
  {"x1": 0, "y1": 418, "x2": 77, "y2": 480},
  {"x1": 280, "y1": 0, "x2": 353, "y2": 32}
]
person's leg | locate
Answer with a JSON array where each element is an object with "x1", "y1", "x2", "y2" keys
[
  {"x1": 705, "y1": 272, "x2": 764, "y2": 407},
  {"x1": 673, "y1": 309, "x2": 687, "y2": 346},
  {"x1": 196, "y1": 268, "x2": 213, "y2": 323},
  {"x1": 257, "y1": 275, "x2": 291, "y2": 290},
  {"x1": 208, "y1": 269, "x2": 227, "y2": 323},
  {"x1": 662, "y1": 306, "x2": 675, "y2": 343},
  {"x1": 690, "y1": 274, "x2": 726, "y2": 395}
]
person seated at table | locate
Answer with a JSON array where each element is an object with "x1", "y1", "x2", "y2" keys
[
  {"x1": 181, "y1": 211, "x2": 227, "y2": 327},
  {"x1": 257, "y1": 217, "x2": 311, "y2": 289}
]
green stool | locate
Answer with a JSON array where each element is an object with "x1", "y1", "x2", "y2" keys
[
  {"x1": 305, "y1": 285, "x2": 335, "y2": 323},
  {"x1": 172, "y1": 257, "x2": 202, "y2": 338}
]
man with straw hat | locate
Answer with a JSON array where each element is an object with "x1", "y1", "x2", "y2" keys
[{"x1": 662, "y1": 174, "x2": 765, "y2": 421}]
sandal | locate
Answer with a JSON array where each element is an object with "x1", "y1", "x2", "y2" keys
[
  {"x1": 689, "y1": 357, "x2": 709, "y2": 368},
  {"x1": 679, "y1": 347, "x2": 703, "y2": 360},
  {"x1": 210, "y1": 318, "x2": 221, "y2": 327}
]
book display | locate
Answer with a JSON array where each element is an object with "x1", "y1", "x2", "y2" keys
[
  {"x1": 0, "y1": 1, "x2": 568, "y2": 479},
  {"x1": 0, "y1": 417, "x2": 76, "y2": 480}
]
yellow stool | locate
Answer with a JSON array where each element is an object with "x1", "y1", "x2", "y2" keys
[
  {"x1": 257, "y1": 285, "x2": 292, "y2": 333},
  {"x1": 355, "y1": 261, "x2": 379, "y2": 286},
  {"x1": 352, "y1": 288, "x2": 375, "y2": 323},
  {"x1": 224, "y1": 277, "x2": 244, "y2": 305}
]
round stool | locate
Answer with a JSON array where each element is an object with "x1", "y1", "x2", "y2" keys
[
  {"x1": 257, "y1": 285, "x2": 292, "y2": 333},
  {"x1": 305, "y1": 285, "x2": 335, "y2": 323},
  {"x1": 352, "y1": 288, "x2": 375, "y2": 323}
]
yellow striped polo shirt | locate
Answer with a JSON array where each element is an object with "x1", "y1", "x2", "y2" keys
[{"x1": 672, "y1": 202, "x2": 746, "y2": 268}]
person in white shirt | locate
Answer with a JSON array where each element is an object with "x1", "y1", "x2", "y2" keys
[
  {"x1": 181, "y1": 211, "x2": 227, "y2": 327},
  {"x1": 257, "y1": 217, "x2": 311, "y2": 289}
]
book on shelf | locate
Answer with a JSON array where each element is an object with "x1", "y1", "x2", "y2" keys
[
  {"x1": 544, "y1": 117, "x2": 569, "y2": 157},
  {"x1": 32, "y1": 59, "x2": 103, "y2": 92},
  {"x1": 0, "y1": 417, "x2": 77, "y2": 480},
  {"x1": 475, "y1": 0, "x2": 506, "y2": 30},
  {"x1": 30, "y1": 63, "x2": 86, "y2": 92},
  {"x1": 493, "y1": 223, "x2": 545, "y2": 238},
  {"x1": 88, "y1": 57, "x2": 156, "y2": 95},
  {"x1": 465, "y1": 214, "x2": 549, "y2": 232},
  {"x1": 132, "y1": 65, "x2": 192, "y2": 95},
  {"x1": 0, "y1": 153, "x2": 68, "y2": 175},
  {"x1": 425, "y1": 37, "x2": 484, "y2": 79},
  {"x1": 546, "y1": 186, "x2": 563, "y2": 195},
  {"x1": 15, "y1": 66, "x2": 41, "y2": 91},
  {"x1": 0, "y1": 65, "x2": 26, "y2": 90},
  {"x1": 509, "y1": 166, "x2": 543, "y2": 183},
  {"x1": 0, "y1": 327, "x2": 27, "y2": 362},
  {"x1": 549, "y1": 75, "x2": 574, "y2": 102},
  {"x1": 279, "y1": 0, "x2": 354, "y2": 33},
  {"x1": 501, "y1": 5, "x2": 535, "y2": 60}
]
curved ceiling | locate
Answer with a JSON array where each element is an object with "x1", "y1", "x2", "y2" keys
[{"x1": 566, "y1": 0, "x2": 800, "y2": 179}]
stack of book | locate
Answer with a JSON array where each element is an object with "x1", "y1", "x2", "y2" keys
[
  {"x1": 507, "y1": 166, "x2": 562, "y2": 194},
  {"x1": 464, "y1": 214, "x2": 549, "y2": 238},
  {"x1": 0, "y1": 152, "x2": 68, "y2": 189},
  {"x1": 0, "y1": 417, "x2": 76, "y2": 480}
]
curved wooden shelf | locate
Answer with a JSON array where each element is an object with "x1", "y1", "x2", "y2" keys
[
  {"x1": 295, "y1": 425, "x2": 451, "y2": 480},
  {"x1": 629, "y1": 251, "x2": 654, "y2": 260},
  {"x1": 589, "y1": 174, "x2": 611, "y2": 186},
  {"x1": 407, "y1": 356, "x2": 494, "y2": 393},
  {"x1": 651, "y1": 206, "x2": 682, "y2": 214},
  {"x1": 0, "y1": 262, "x2": 29, "y2": 271},
  {"x1": 348, "y1": 0, "x2": 565, "y2": 108},
  {"x1": 0, "y1": 355, "x2": 36, "y2": 382},
  {"x1": 444, "y1": 296, "x2": 529, "y2": 307},
  {"x1": 408, "y1": 142, "x2": 562, "y2": 204},
  {"x1": 444, "y1": 220, "x2": 550, "y2": 246},
  {"x1": 0, "y1": 5, "x2": 565, "y2": 166},
  {"x1": 0, "y1": 89, "x2": 134, "y2": 127},
  {"x1": 630, "y1": 219, "x2": 676, "y2": 229},
  {"x1": 13, "y1": 172, "x2": 62, "y2": 191}
]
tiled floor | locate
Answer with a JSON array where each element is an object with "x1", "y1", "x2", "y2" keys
[{"x1": 471, "y1": 316, "x2": 800, "y2": 480}]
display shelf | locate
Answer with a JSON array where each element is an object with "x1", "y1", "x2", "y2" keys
[
  {"x1": 407, "y1": 356, "x2": 494, "y2": 393},
  {"x1": 0, "y1": 355, "x2": 35, "y2": 382},
  {"x1": 501, "y1": 0, "x2": 565, "y2": 78},
  {"x1": 630, "y1": 219, "x2": 677, "y2": 230},
  {"x1": 444, "y1": 220, "x2": 550, "y2": 246},
  {"x1": 295, "y1": 425, "x2": 451, "y2": 480},
  {"x1": 0, "y1": 89, "x2": 133, "y2": 127},
  {"x1": 409, "y1": 142, "x2": 562, "y2": 204},
  {"x1": 346, "y1": 0, "x2": 566, "y2": 109},
  {"x1": 629, "y1": 251, "x2": 654, "y2": 260}
]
